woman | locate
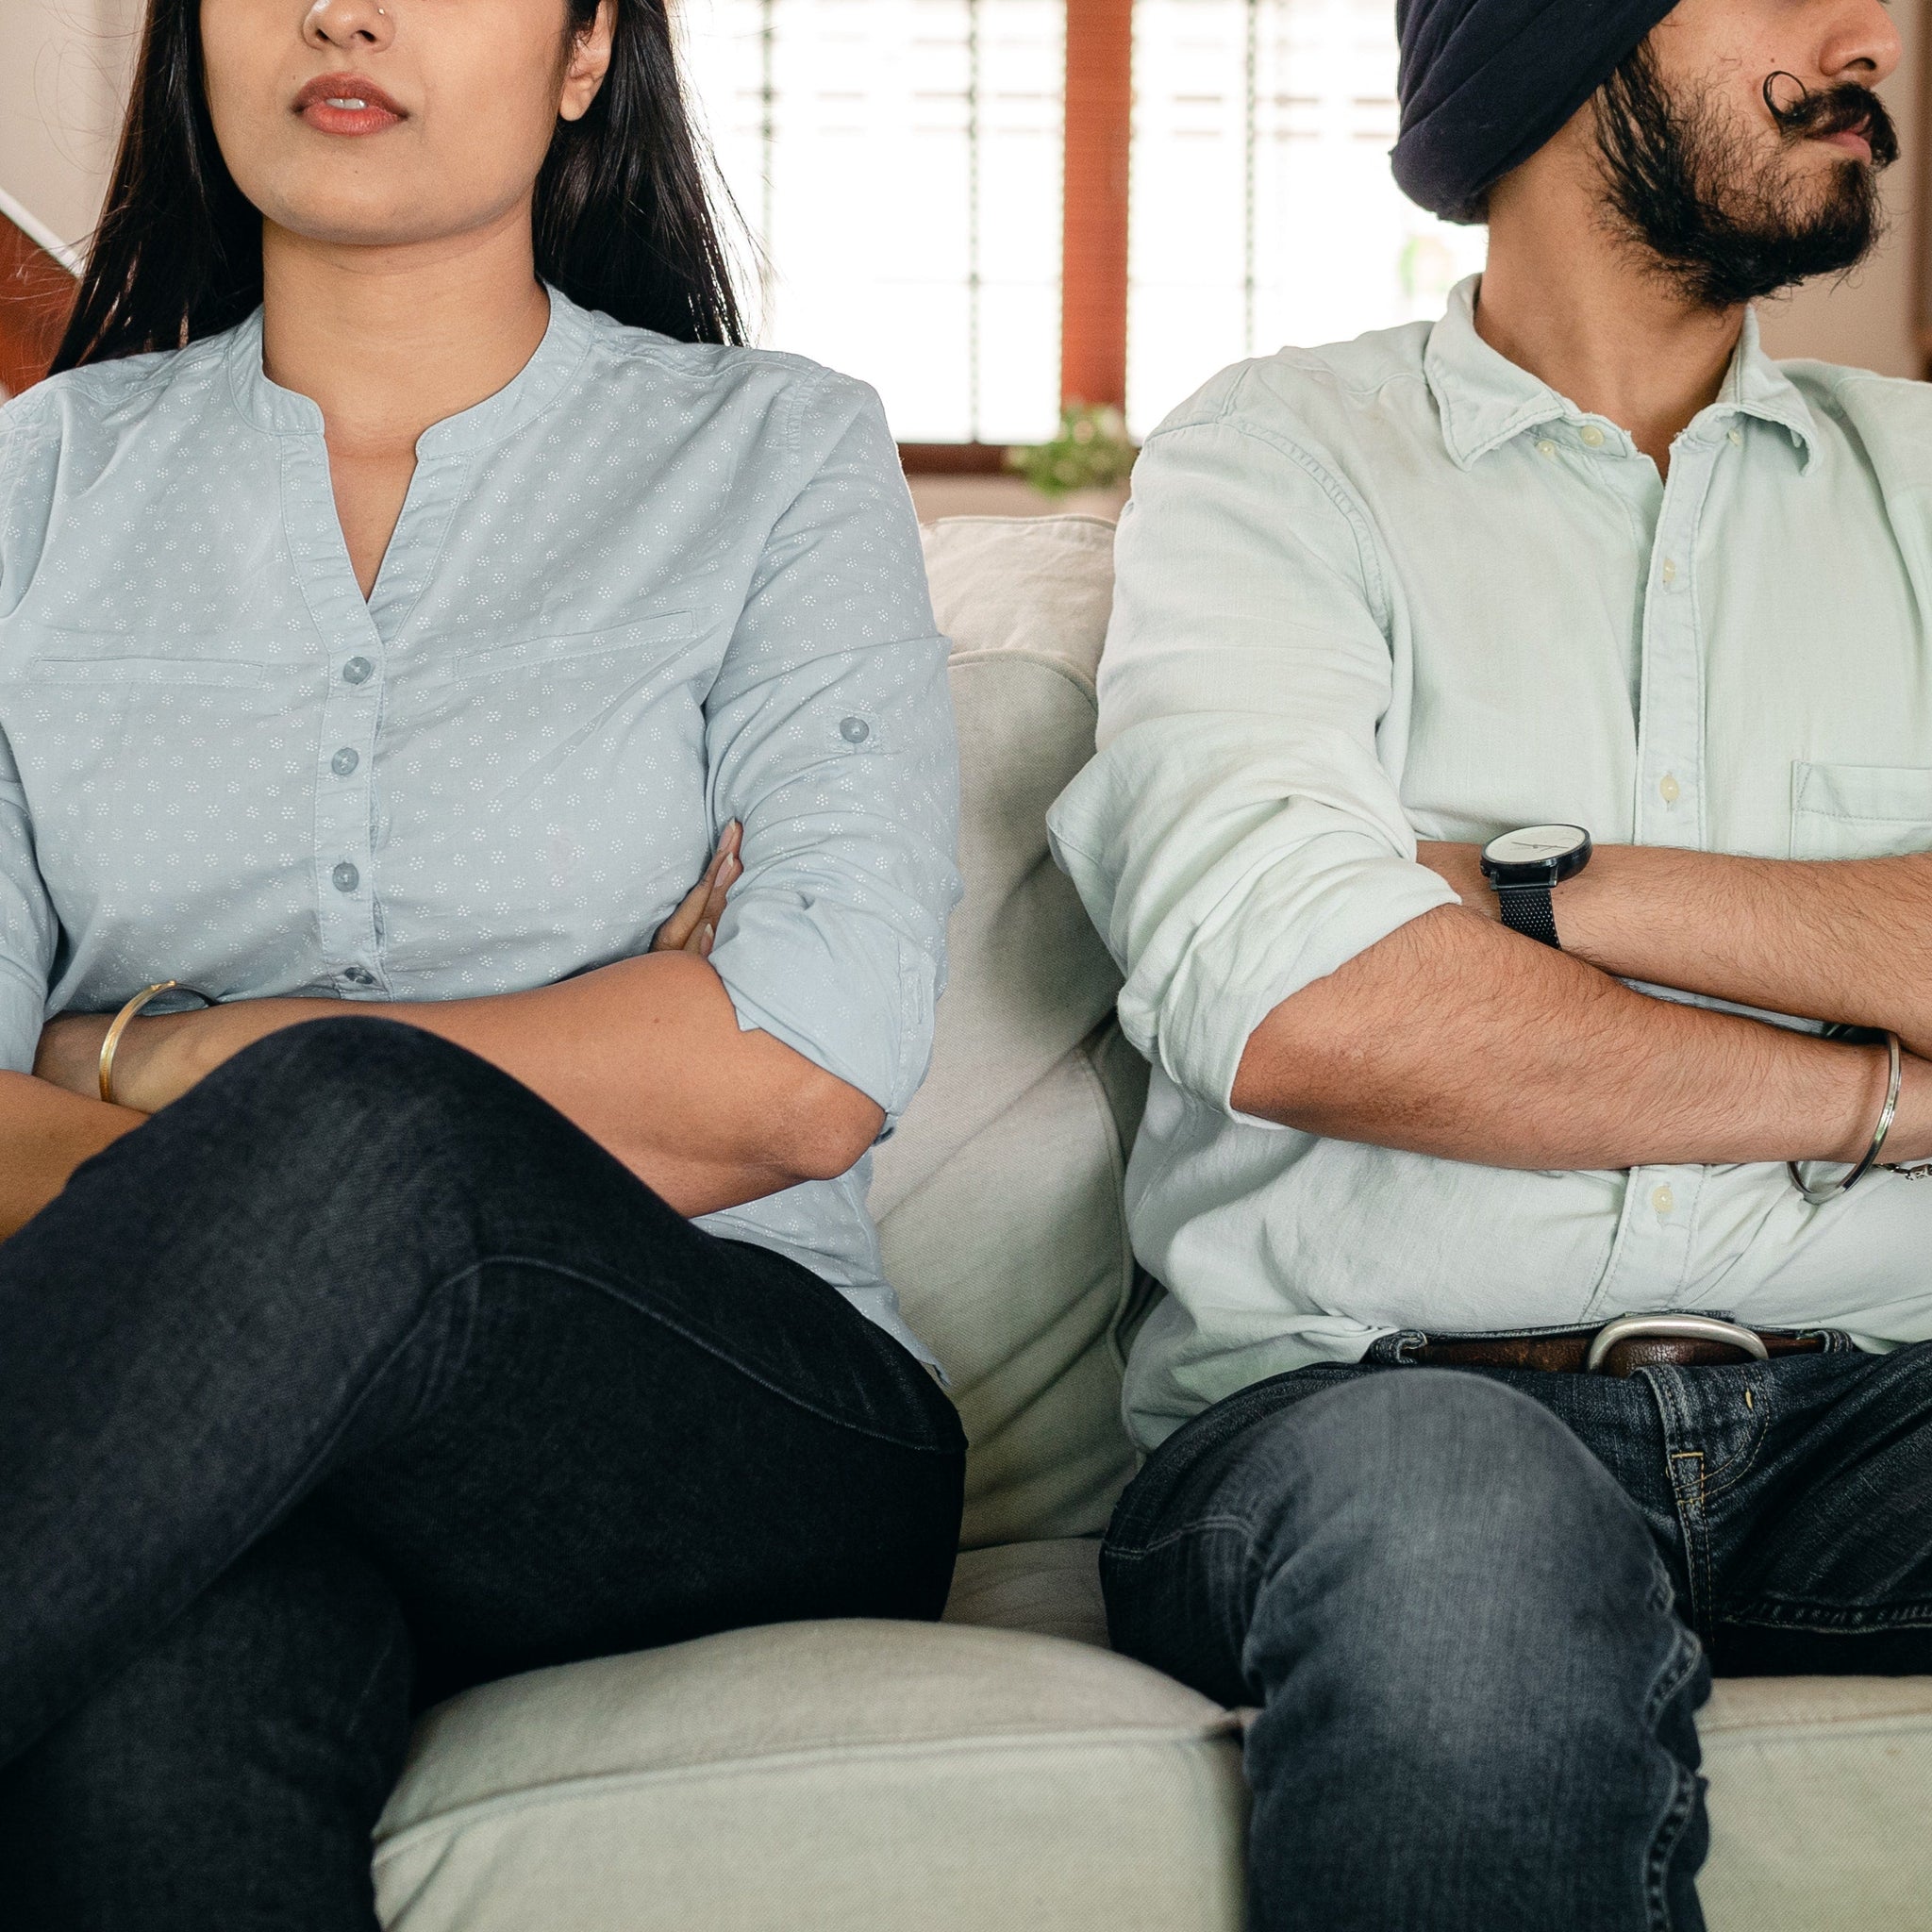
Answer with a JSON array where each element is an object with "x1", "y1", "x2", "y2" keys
[{"x1": 0, "y1": 0, "x2": 967, "y2": 1923}]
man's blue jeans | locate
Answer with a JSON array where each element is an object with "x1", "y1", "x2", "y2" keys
[{"x1": 1102, "y1": 1341, "x2": 1932, "y2": 1931}]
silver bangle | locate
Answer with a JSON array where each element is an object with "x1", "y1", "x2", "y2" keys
[{"x1": 1789, "y1": 1027, "x2": 1903, "y2": 1207}]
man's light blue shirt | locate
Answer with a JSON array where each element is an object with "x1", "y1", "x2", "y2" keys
[
  {"x1": 0, "y1": 289, "x2": 959, "y2": 1371},
  {"x1": 1051, "y1": 276, "x2": 1932, "y2": 1451}
]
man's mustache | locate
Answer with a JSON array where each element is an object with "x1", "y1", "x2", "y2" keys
[{"x1": 1763, "y1": 75, "x2": 1901, "y2": 169}]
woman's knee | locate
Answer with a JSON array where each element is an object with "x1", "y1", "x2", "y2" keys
[
  {"x1": 199, "y1": 1014, "x2": 500, "y2": 1134},
  {"x1": 141, "y1": 1017, "x2": 537, "y2": 1225}
]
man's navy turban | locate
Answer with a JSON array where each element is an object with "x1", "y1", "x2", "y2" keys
[{"x1": 1392, "y1": 0, "x2": 1680, "y2": 223}]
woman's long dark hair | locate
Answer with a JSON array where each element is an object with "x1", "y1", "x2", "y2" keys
[{"x1": 53, "y1": 0, "x2": 744, "y2": 373}]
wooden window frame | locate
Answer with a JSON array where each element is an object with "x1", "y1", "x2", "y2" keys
[
  {"x1": 901, "y1": 0, "x2": 1132, "y2": 473},
  {"x1": 1059, "y1": 0, "x2": 1132, "y2": 414}
]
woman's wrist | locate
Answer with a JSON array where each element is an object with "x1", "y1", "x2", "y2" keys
[
  {"x1": 108, "y1": 1000, "x2": 337, "y2": 1113},
  {"x1": 99, "y1": 1010, "x2": 213, "y2": 1113}
]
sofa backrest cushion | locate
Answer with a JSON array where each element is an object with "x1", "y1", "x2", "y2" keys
[{"x1": 872, "y1": 515, "x2": 1143, "y2": 1550}]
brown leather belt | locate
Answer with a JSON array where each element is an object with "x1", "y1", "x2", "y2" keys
[{"x1": 1404, "y1": 1313, "x2": 1827, "y2": 1378}]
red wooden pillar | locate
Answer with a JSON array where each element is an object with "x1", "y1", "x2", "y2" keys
[
  {"x1": 1060, "y1": 0, "x2": 1132, "y2": 410},
  {"x1": 0, "y1": 209, "x2": 77, "y2": 393}
]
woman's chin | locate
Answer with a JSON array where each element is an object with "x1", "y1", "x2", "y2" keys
[{"x1": 259, "y1": 198, "x2": 504, "y2": 257}]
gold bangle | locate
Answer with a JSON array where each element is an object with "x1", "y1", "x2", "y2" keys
[{"x1": 98, "y1": 980, "x2": 216, "y2": 1107}]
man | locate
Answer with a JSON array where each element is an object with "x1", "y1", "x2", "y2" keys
[{"x1": 1048, "y1": 1, "x2": 1932, "y2": 1926}]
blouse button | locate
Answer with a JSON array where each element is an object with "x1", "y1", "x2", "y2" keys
[
  {"x1": 839, "y1": 716, "x2": 871, "y2": 745},
  {"x1": 332, "y1": 861, "x2": 360, "y2": 893},
  {"x1": 331, "y1": 747, "x2": 360, "y2": 776},
  {"x1": 342, "y1": 657, "x2": 374, "y2": 685}
]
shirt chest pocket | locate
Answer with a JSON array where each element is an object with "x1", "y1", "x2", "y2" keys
[{"x1": 1790, "y1": 762, "x2": 1932, "y2": 859}]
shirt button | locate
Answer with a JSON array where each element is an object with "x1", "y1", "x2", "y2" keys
[
  {"x1": 1727, "y1": 428, "x2": 1743, "y2": 446},
  {"x1": 1659, "y1": 774, "x2": 1681, "y2": 805},
  {"x1": 839, "y1": 715, "x2": 871, "y2": 745},
  {"x1": 1660, "y1": 558, "x2": 1678, "y2": 587},
  {"x1": 1651, "y1": 1184, "x2": 1675, "y2": 1217},
  {"x1": 1579, "y1": 425, "x2": 1607, "y2": 448},
  {"x1": 342, "y1": 657, "x2": 374, "y2": 686},
  {"x1": 332, "y1": 861, "x2": 360, "y2": 893},
  {"x1": 330, "y1": 746, "x2": 360, "y2": 777},
  {"x1": 342, "y1": 966, "x2": 375, "y2": 986},
  {"x1": 1535, "y1": 438, "x2": 1557, "y2": 459}
]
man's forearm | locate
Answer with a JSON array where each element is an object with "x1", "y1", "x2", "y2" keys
[
  {"x1": 1232, "y1": 904, "x2": 1931, "y2": 1170},
  {"x1": 1553, "y1": 844, "x2": 1932, "y2": 1053},
  {"x1": 1422, "y1": 840, "x2": 1932, "y2": 1052},
  {"x1": 0, "y1": 1073, "x2": 145, "y2": 1241}
]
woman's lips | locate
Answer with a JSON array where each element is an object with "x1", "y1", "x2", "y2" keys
[{"x1": 292, "y1": 75, "x2": 406, "y2": 137}]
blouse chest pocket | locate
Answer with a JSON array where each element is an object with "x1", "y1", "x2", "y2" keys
[
  {"x1": 10, "y1": 624, "x2": 281, "y2": 691},
  {"x1": 425, "y1": 610, "x2": 693, "y2": 682},
  {"x1": 25, "y1": 657, "x2": 267, "y2": 690},
  {"x1": 1790, "y1": 762, "x2": 1932, "y2": 858}
]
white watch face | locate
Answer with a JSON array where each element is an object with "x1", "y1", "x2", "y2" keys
[{"x1": 1483, "y1": 824, "x2": 1591, "y2": 866}]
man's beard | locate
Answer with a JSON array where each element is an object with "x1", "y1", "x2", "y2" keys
[{"x1": 1592, "y1": 41, "x2": 1898, "y2": 309}]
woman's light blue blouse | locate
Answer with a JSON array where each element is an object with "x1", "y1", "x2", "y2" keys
[{"x1": 0, "y1": 289, "x2": 960, "y2": 1371}]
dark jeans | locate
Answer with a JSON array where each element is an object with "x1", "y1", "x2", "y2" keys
[
  {"x1": 1103, "y1": 1341, "x2": 1932, "y2": 1932},
  {"x1": 0, "y1": 1019, "x2": 966, "y2": 1930}
]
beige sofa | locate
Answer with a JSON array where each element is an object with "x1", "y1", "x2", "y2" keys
[{"x1": 371, "y1": 516, "x2": 1932, "y2": 1932}]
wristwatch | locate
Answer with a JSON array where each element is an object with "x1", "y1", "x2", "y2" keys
[{"x1": 1479, "y1": 824, "x2": 1593, "y2": 948}]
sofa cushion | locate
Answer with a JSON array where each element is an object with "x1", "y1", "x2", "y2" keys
[
  {"x1": 958, "y1": 1541, "x2": 1932, "y2": 1932},
  {"x1": 876, "y1": 516, "x2": 1144, "y2": 1548},
  {"x1": 376, "y1": 1536, "x2": 1932, "y2": 1932},
  {"x1": 374, "y1": 1615, "x2": 1245, "y2": 1932},
  {"x1": 943, "y1": 1536, "x2": 1111, "y2": 1650},
  {"x1": 1699, "y1": 1674, "x2": 1932, "y2": 1930}
]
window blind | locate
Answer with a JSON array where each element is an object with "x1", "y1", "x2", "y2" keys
[
  {"x1": 676, "y1": 0, "x2": 1067, "y2": 444},
  {"x1": 1126, "y1": 0, "x2": 1486, "y2": 433}
]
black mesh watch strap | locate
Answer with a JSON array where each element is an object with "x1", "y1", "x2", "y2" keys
[{"x1": 1496, "y1": 885, "x2": 1560, "y2": 948}]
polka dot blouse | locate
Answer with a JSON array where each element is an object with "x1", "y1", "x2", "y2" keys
[{"x1": 0, "y1": 289, "x2": 961, "y2": 1368}]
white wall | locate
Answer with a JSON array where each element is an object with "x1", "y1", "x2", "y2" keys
[
  {"x1": 0, "y1": 0, "x2": 140, "y2": 255},
  {"x1": 0, "y1": 0, "x2": 1924, "y2": 376}
]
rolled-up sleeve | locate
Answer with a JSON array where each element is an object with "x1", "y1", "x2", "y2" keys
[
  {"x1": 701, "y1": 374, "x2": 960, "y2": 1126},
  {"x1": 0, "y1": 723, "x2": 53, "y2": 1074},
  {"x1": 1046, "y1": 391, "x2": 1457, "y2": 1121}
]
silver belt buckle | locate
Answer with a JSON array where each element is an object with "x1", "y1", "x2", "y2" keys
[{"x1": 1584, "y1": 1313, "x2": 1771, "y2": 1374}]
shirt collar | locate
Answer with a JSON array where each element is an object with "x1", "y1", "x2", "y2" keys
[
  {"x1": 1424, "y1": 275, "x2": 1819, "y2": 474},
  {"x1": 224, "y1": 284, "x2": 594, "y2": 454}
]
